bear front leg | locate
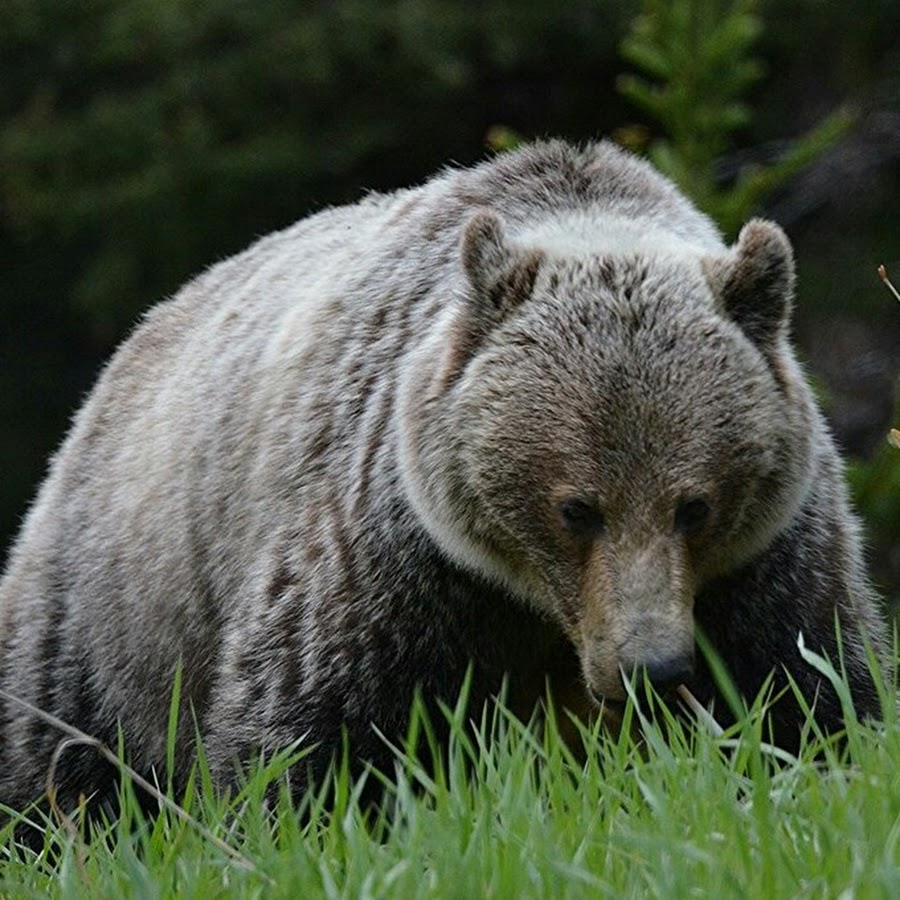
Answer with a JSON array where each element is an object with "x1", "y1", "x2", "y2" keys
[{"x1": 691, "y1": 500, "x2": 887, "y2": 751}]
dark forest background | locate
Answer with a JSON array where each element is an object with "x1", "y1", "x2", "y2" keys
[{"x1": 2, "y1": 0, "x2": 900, "y2": 605}]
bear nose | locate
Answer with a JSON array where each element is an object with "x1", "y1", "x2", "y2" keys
[{"x1": 621, "y1": 653, "x2": 695, "y2": 696}]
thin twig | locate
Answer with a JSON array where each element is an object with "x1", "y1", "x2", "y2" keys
[
  {"x1": 878, "y1": 264, "x2": 900, "y2": 303},
  {"x1": 879, "y1": 265, "x2": 900, "y2": 450},
  {"x1": 0, "y1": 687, "x2": 270, "y2": 881}
]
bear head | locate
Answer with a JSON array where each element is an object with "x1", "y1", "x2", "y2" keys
[{"x1": 399, "y1": 210, "x2": 815, "y2": 705}]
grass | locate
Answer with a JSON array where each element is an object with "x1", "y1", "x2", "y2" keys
[{"x1": 2, "y1": 650, "x2": 900, "y2": 899}]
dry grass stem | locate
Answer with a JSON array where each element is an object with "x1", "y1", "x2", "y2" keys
[
  {"x1": 46, "y1": 737, "x2": 94, "y2": 878},
  {"x1": 878, "y1": 264, "x2": 900, "y2": 303},
  {"x1": 676, "y1": 684, "x2": 725, "y2": 738}
]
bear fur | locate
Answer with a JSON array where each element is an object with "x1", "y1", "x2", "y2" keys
[{"x1": 0, "y1": 140, "x2": 889, "y2": 812}]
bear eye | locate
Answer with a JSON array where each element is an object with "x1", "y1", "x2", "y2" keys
[
  {"x1": 558, "y1": 497, "x2": 605, "y2": 538},
  {"x1": 674, "y1": 498, "x2": 711, "y2": 535}
]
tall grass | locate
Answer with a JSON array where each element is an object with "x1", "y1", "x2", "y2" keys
[{"x1": 2, "y1": 646, "x2": 899, "y2": 898}]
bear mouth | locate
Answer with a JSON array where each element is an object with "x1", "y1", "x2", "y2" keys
[
  {"x1": 589, "y1": 683, "x2": 722, "y2": 739},
  {"x1": 587, "y1": 687, "x2": 628, "y2": 714},
  {"x1": 588, "y1": 684, "x2": 684, "y2": 715}
]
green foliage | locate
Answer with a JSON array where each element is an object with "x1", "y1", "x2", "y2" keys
[
  {"x1": 851, "y1": 445, "x2": 900, "y2": 541},
  {"x1": 617, "y1": 0, "x2": 851, "y2": 235},
  {"x1": 844, "y1": 275, "x2": 900, "y2": 610},
  {"x1": 848, "y1": 431, "x2": 900, "y2": 610},
  {"x1": 2, "y1": 652, "x2": 899, "y2": 897}
]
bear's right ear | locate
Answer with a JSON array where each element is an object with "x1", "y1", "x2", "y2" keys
[
  {"x1": 460, "y1": 210, "x2": 543, "y2": 331},
  {"x1": 455, "y1": 209, "x2": 544, "y2": 362},
  {"x1": 440, "y1": 212, "x2": 543, "y2": 381}
]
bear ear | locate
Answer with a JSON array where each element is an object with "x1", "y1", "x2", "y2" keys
[
  {"x1": 440, "y1": 212, "x2": 544, "y2": 380},
  {"x1": 461, "y1": 210, "x2": 543, "y2": 324},
  {"x1": 705, "y1": 219, "x2": 795, "y2": 350}
]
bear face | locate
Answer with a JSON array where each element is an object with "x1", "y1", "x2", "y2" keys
[{"x1": 401, "y1": 212, "x2": 817, "y2": 706}]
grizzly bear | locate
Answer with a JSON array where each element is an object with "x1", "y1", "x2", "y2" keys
[{"x1": 0, "y1": 140, "x2": 889, "y2": 813}]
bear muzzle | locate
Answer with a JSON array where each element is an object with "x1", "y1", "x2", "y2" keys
[
  {"x1": 579, "y1": 536, "x2": 697, "y2": 706},
  {"x1": 580, "y1": 608, "x2": 696, "y2": 705}
]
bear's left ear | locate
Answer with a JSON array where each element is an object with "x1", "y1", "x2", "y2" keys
[{"x1": 705, "y1": 219, "x2": 795, "y2": 351}]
